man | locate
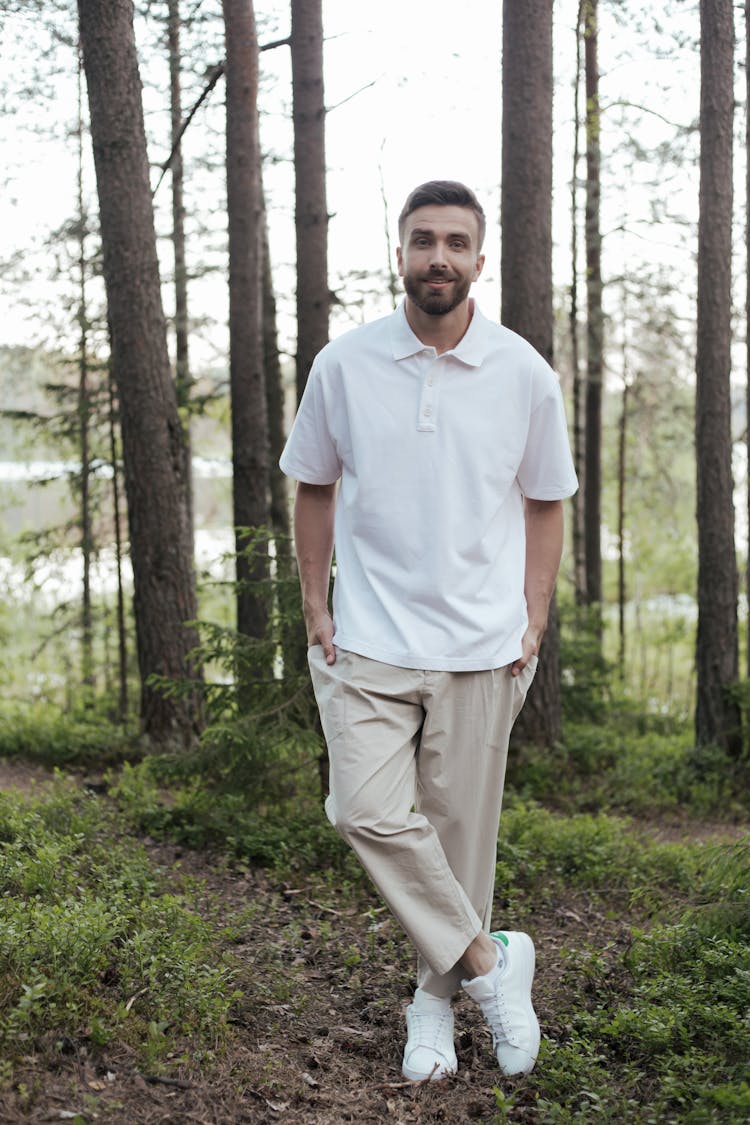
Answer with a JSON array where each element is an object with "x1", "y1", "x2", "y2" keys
[{"x1": 280, "y1": 181, "x2": 577, "y2": 1082}]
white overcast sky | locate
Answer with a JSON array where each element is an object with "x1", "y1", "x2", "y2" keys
[{"x1": 0, "y1": 0, "x2": 709, "y2": 361}]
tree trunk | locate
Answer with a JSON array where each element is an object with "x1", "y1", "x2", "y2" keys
[
  {"x1": 107, "y1": 364, "x2": 129, "y2": 722},
  {"x1": 379, "y1": 147, "x2": 399, "y2": 311},
  {"x1": 76, "y1": 46, "x2": 94, "y2": 693},
  {"x1": 571, "y1": 0, "x2": 587, "y2": 606},
  {"x1": 262, "y1": 201, "x2": 309, "y2": 676},
  {"x1": 583, "y1": 0, "x2": 603, "y2": 619},
  {"x1": 695, "y1": 0, "x2": 740, "y2": 753},
  {"x1": 291, "y1": 0, "x2": 328, "y2": 401},
  {"x1": 78, "y1": 0, "x2": 201, "y2": 742},
  {"x1": 223, "y1": 0, "x2": 271, "y2": 650},
  {"x1": 746, "y1": 0, "x2": 750, "y2": 681},
  {"x1": 617, "y1": 378, "x2": 628, "y2": 678},
  {"x1": 501, "y1": 0, "x2": 562, "y2": 747},
  {"x1": 167, "y1": 0, "x2": 194, "y2": 550},
  {"x1": 262, "y1": 203, "x2": 289, "y2": 546}
]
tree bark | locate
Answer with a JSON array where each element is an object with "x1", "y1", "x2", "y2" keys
[
  {"x1": 76, "y1": 46, "x2": 94, "y2": 693},
  {"x1": 501, "y1": 0, "x2": 562, "y2": 747},
  {"x1": 262, "y1": 203, "x2": 289, "y2": 546},
  {"x1": 291, "y1": 0, "x2": 328, "y2": 401},
  {"x1": 167, "y1": 0, "x2": 194, "y2": 550},
  {"x1": 107, "y1": 364, "x2": 129, "y2": 722},
  {"x1": 571, "y1": 0, "x2": 587, "y2": 606},
  {"x1": 617, "y1": 376, "x2": 628, "y2": 678},
  {"x1": 583, "y1": 0, "x2": 603, "y2": 619},
  {"x1": 222, "y1": 0, "x2": 271, "y2": 649},
  {"x1": 78, "y1": 0, "x2": 201, "y2": 742},
  {"x1": 695, "y1": 0, "x2": 740, "y2": 752},
  {"x1": 746, "y1": 0, "x2": 750, "y2": 681}
]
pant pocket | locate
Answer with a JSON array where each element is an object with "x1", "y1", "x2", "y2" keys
[
  {"x1": 308, "y1": 645, "x2": 346, "y2": 743},
  {"x1": 511, "y1": 655, "x2": 538, "y2": 723}
]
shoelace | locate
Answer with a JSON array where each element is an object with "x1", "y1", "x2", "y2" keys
[
  {"x1": 408, "y1": 1008, "x2": 453, "y2": 1050},
  {"x1": 480, "y1": 988, "x2": 520, "y2": 1047}
]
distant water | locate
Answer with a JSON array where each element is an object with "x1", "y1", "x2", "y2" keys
[
  {"x1": 0, "y1": 528, "x2": 236, "y2": 606},
  {"x1": 0, "y1": 458, "x2": 232, "y2": 483}
]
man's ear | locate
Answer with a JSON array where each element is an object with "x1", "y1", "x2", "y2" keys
[
  {"x1": 474, "y1": 253, "x2": 486, "y2": 281},
  {"x1": 396, "y1": 245, "x2": 404, "y2": 277}
]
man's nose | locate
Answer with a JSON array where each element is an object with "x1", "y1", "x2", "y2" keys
[{"x1": 429, "y1": 243, "x2": 448, "y2": 268}]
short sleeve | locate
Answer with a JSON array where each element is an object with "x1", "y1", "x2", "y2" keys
[
  {"x1": 279, "y1": 361, "x2": 342, "y2": 485},
  {"x1": 516, "y1": 359, "x2": 578, "y2": 500}
]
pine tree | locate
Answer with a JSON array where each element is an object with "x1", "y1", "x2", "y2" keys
[
  {"x1": 501, "y1": 0, "x2": 563, "y2": 746},
  {"x1": 695, "y1": 0, "x2": 740, "y2": 752},
  {"x1": 78, "y1": 0, "x2": 202, "y2": 742}
]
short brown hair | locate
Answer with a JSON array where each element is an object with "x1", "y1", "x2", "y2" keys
[{"x1": 398, "y1": 181, "x2": 486, "y2": 249}]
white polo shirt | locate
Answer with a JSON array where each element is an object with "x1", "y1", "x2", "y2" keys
[{"x1": 280, "y1": 301, "x2": 578, "y2": 671}]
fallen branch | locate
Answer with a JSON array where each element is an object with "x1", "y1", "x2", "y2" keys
[{"x1": 139, "y1": 1073, "x2": 195, "y2": 1090}]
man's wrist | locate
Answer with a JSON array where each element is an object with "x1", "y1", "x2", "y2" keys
[
  {"x1": 523, "y1": 621, "x2": 546, "y2": 652},
  {"x1": 302, "y1": 597, "x2": 331, "y2": 618}
]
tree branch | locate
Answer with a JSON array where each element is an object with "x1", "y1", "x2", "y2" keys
[
  {"x1": 152, "y1": 37, "x2": 291, "y2": 198},
  {"x1": 152, "y1": 61, "x2": 225, "y2": 197},
  {"x1": 601, "y1": 98, "x2": 694, "y2": 131},
  {"x1": 326, "y1": 79, "x2": 378, "y2": 114}
]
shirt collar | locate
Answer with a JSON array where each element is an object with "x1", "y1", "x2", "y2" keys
[{"x1": 390, "y1": 299, "x2": 489, "y2": 368}]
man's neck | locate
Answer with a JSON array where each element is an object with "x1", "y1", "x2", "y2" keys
[{"x1": 404, "y1": 298, "x2": 475, "y2": 355}]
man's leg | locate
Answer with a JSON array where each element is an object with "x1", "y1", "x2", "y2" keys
[
  {"x1": 308, "y1": 647, "x2": 539, "y2": 1079},
  {"x1": 414, "y1": 658, "x2": 541, "y2": 1076},
  {"x1": 415, "y1": 658, "x2": 537, "y2": 998},
  {"x1": 308, "y1": 646, "x2": 484, "y2": 977}
]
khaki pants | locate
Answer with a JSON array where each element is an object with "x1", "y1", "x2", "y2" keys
[{"x1": 308, "y1": 646, "x2": 537, "y2": 998}]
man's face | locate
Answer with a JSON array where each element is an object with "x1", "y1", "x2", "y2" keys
[{"x1": 397, "y1": 205, "x2": 485, "y2": 317}]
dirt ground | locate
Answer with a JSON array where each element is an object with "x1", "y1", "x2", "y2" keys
[{"x1": 0, "y1": 759, "x2": 741, "y2": 1125}]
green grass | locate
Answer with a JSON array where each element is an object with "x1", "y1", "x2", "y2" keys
[
  {"x1": 519, "y1": 914, "x2": 750, "y2": 1123},
  {"x1": 0, "y1": 703, "x2": 137, "y2": 769},
  {"x1": 102, "y1": 756, "x2": 750, "y2": 1122},
  {"x1": 507, "y1": 711, "x2": 747, "y2": 817},
  {"x1": 497, "y1": 799, "x2": 700, "y2": 899},
  {"x1": 490, "y1": 829, "x2": 750, "y2": 1124},
  {"x1": 0, "y1": 778, "x2": 240, "y2": 1082},
  {"x1": 107, "y1": 758, "x2": 360, "y2": 876},
  {"x1": 1, "y1": 691, "x2": 747, "y2": 1119}
]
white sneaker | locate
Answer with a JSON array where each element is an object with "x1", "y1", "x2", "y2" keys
[
  {"x1": 401, "y1": 987, "x2": 458, "y2": 1082},
  {"x1": 461, "y1": 931, "x2": 540, "y2": 1076}
]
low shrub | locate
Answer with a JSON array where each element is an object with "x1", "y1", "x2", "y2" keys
[
  {"x1": 108, "y1": 759, "x2": 358, "y2": 877},
  {"x1": 0, "y1": 704, "x2": 136, "y2": 769},
  {"x1": 0, "y1": 780, "x2": 240, "y2": 1076}
]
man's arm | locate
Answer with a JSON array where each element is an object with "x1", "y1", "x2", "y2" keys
[
  {"x1": 294, "y1": 481, "x2": 337, "y2": 664},
  {"x1": 512, "y1": 498, "x2": 564, "y2": 676}
]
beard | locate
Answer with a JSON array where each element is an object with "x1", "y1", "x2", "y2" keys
[{"x1": 402, "y1": 272, "x2": 472, "y2": 316}]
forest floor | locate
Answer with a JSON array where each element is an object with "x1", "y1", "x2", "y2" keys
[{"x1": 0, "y1": 757, "x2": 744, "y2": 1125}]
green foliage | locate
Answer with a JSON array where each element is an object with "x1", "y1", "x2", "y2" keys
[
  {"x1": 508, "y1": 677, "x2": 747, "y2": 817},
  {"x1": 559, "y1": 599, "x2": 613, "y2": 725},
  {"x1": 688, "y1": 838, "x2": 750, "y2": 939},
  {"x1": 600, "y1": 291, "x2": 698, "y2": 611},
  {"x1": 560, "y1": 923, "x2": 750, "y2": 1123},
  {"x1": 0, "y1": 703, "x2": 136, "y2": 768},
  {"x1": 108, "y1": 759, "x2": 358, "y2": 877},
  {"x1": 0, "y1": 781, "x2": 240, "y2": 1077},
  {"x1": 490, "y1": 831, "x2": 750, "y2": 1124},
  {"x1": 496, "y1": 801, "x2": 697, "y2": 900},
  {"x1": 148, "y1": 532, "x2": 323, "y2": 809}
]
